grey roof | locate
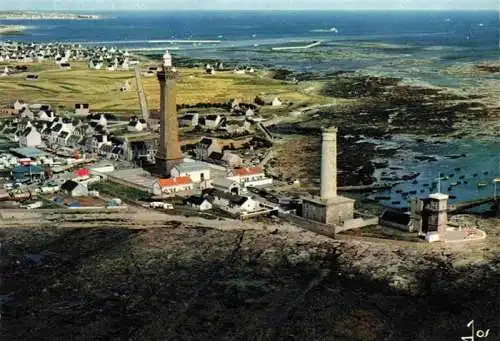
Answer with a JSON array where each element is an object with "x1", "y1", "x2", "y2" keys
[
  {"x1": 212, "y1": 177, "x2": 238, "y2": 188},
  {"x1": 174, "y1": 162, "x2": 209, "y2": 173}
]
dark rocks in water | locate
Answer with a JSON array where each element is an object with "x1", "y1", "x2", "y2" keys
[
  {"x1": 445, "y1": 154, "x2": 466, "y2": 159},
  {"x1": 375, "y1": 196, "x2": 391, "y2": 201},
  {"x1": 415, "y1": 155, "x2": 438, "y2": 162},
  {"x1": 402, "y1": 172, "x2": 420, "y2": 180},
  {"x1": 415, "y1": 138, "x2": 425, "y2": 143},
  {"x1": 373, "y1": 160, "x2": 389, "y2": 168},
  {"x1": 475, "y1": 64, "x2": 500, "y2": 73}
]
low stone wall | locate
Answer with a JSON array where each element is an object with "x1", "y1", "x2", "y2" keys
[
  {"x1": 338, "y1": 217, "x2": 379, "y2": 233},
  {"x1": 278, "y1": 211, "x2": 336, "y2": 238}
]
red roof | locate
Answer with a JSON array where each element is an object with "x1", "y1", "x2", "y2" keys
[
  {"x1": 75, "y1": 168, "x2": 90, "y2": 177},
  {"x1": 233, "y1": 167, "x2": 263, "y2": 177},
  {"x1": 159, "y1": 176, "x2": 192, "y2": 188}
]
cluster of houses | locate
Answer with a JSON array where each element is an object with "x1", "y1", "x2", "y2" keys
[
  {"x1": 152, "y1": 161, "x2": 273, "y2": 217},
  {"x1": 87, "y1": 47, "x2": 138, "y2": 71},
  {"x1": 0, "y1": 41, "x2": 137, "y2": 74}
]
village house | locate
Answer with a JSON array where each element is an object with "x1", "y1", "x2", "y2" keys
[
  {"x1": 195, "y1": 137, "x2": 220, "y2": 160},
  {"x1": 183, "y1": 196, "x2": 213, "y2": 211},
  {"x1": 20, "y1": 107, "x2": 34, "y2": 120},
  {"x1": 86, "y1": 134, "x2": 110, "y2": 153},
  {"x1": 211, "y1": 177, "x2": 242, "y2": 195},
  {"x1": 228, "y1": 166, "x2": 273, "y2": 188},
  {"x1": 75, "y1": 103, "x2": 90, "y2": 116},
  {"x1": 152, "y1": 176, "x2": 193, "y2": 197},
  {"x1": 37, "y1": 110, "x2": 56, "y2": 122},
  {"x1": 200, "y1": 114, "x2": 223, "y2": 130},
  {"x1": 127, "y1": 117, "x2": 146, "y2": 132},
  {"x1": 222, "y1": 150, "x2": 243, "y2": 167},
  {"x1": 13, "y1": 100, "x2": 26, "y2": 112},
  {"x1": 170, "y1": 162, "x2": 211, "y2": 183},
  {"x1": 272, "y1": 97, "x2": 283, "y2": 107},
  {"x1": 210, "y1": 190, "x2": 259, "y2": 216},
  {"x1": 61, "y1": 180, "x2": 89, "y2": 197},
  {"x1": 219, "y1": 118, "x2": 252, "y2": 134},
  {"x1": 89, "y1": 114, "x2": 108, "y2": 127},
  {"x1": 179, "y1": 112, "x2": 199, "y2": 127},
  {"x1": 12, "y1": 164, "x2": 45, "y2": 183},
  {"x1": 19, "y1": 126, "x2": 42, "y2": 147}
]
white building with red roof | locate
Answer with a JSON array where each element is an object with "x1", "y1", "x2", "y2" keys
[
  {"x1": 228, "y1": 166, "x2": 273, "y2": 188},
  {"x1": 152, "y1": 176, "x2": 193, "y2": 196}
]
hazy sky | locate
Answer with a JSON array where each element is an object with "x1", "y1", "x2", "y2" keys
[{"x1": 1, "y1": 0, "x2": 498, "y2": 11}]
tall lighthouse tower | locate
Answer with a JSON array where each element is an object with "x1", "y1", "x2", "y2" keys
[{"x1": 155, "y1": 50, "x2": 183, "y2": 176}]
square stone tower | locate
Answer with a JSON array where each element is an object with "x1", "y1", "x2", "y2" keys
[
  {"x1": 302, "y1": 126, "x2": 354, "y2": 225},
  {"x1": 420, "y1": 193, "x2": 449, "y2": 240},
  {"x1": 155, "y1": 50, "x2": 183, "y2": 176}
]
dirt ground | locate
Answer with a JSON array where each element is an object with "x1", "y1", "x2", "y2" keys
[{"x1": 0, "y1": 210, "x2": 498, "y2": 341}]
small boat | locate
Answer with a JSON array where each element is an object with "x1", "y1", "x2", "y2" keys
[
  {"x1": 473, "y1": 173, "x2": 478, "y2": 177},
  {"x1": 423, "y1": 184, "x2": 429, "y2": 187},
  {"x1": 484, "y1": 171, "x2": 489, "y2": 175},
  {"x1": 449, "y1": 173, "x2": 454, "y2": 178},
  {"x1": 395, "y1": 189, "x2": 403, "y2": 193},
  {"x1": 441, "y1": 176, "x2": 449, "y2": 180},
  {"x1": 455, "y1": 167, "x2": 461, "y2": 171},
  {"x1": 420, "y1": 190, "x2": 425, "y2": 193},
  {"x1": 450, "y1": 182, "x2": 458, "y2": 186},
  {"x1": 409, "y1": 190, "x2": 417, "y2": 195},
  {"x1": 447, "y1": 186, "x2": 452, "y2": 192},
  {"x1": 477, "y1": 182, "x2": 488, "y2": 188},
  {"x1": 459, "y1": 175, "x2": 465, "y2": 179},
  {"x1": 449, "y1": 195, "x2": 457, "y2": 199},
  {"x1": 463, "y1": 180, "x2": 468, "y2": 184},
  {"x1": 412, "y1": 180, "x2": 418, "y2": 184}
]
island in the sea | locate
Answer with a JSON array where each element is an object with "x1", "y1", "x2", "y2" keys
[{"x1": 0, "y1": 11, "x2": 103, "y2": 20}]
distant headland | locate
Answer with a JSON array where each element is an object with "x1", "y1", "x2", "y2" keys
[
  {"x1": 0, "y1": 25, "x2": 26, "y2": 34},
  {"x1": 0, "y1": 11, "x2": 104, "y2": 20}
]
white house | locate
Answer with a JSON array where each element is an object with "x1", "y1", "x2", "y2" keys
[
  {"x1": 228, "y1": 166, "x2": 273, "y2": 188},
  {"x1": 179, "y1": 113, "x2": 199, "y2": 127},
  {"x1": 75, "y1": 103, "x2": 90, "y2": 116},
  {"x1": 61, "y1": 180, "x2": 88, "y2": 197},
  {"x1": 170, "y1": 162, "x2": 210, "y2": 183},
  {"x1": 152, "y1": 176, "x2": 193, "y2": 197},
  {"x1": 13, "y1": 100, "x2": 26, "y2": 112},
  {"x1": 184, "y1": 196, "x2": 213, "y2": 211},
  {"x1": 37, "y1": 110, "x2": 56, "y2": 122},
  {"x1": 210, "y1": 191, "x2": 259, "y2": 216},
  {"x1": 90, "y1": 114, "x2": 108, "y2": 127},
  {"x1": 222, "y1": 150, "x2": 243, "y2": 167},
  {"x1": 211, "y1": 177, "x2": 242, "y2": 195},
  {"x1": 200, "y1": 115, "x2": 222, "y2": 130},
  {"x1": 19, "y1": 126, "x2": 42, "y2": 147},
  {"x1": 20, "y1": 107, "x2": 34, "y2": 120},
  {"x1": 272, "y1": 97, "x2": 283, "y2": 107},
  {"x1": 127, "y1": 118, "x2": 146, "y2": 132}
]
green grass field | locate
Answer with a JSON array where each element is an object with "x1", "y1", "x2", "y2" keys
[{"x1": 0, "y1": 61, "x2": 332, "y2": 115}]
